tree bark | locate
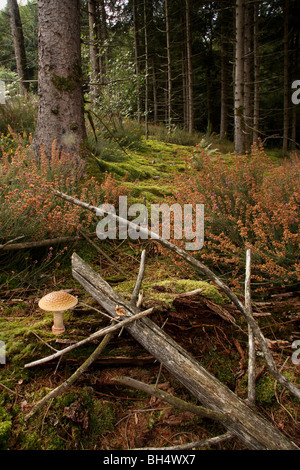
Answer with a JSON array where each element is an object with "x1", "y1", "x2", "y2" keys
[
  {"x1": 143, "y1": 0, "x2": 149, "y2": 138},
  {"x1": 243, "y1": 0, "x2": 253, "y2": 149},
  {"x1": 165, "y1": 0, "x2": 172, "y2": 132},
  {"x1": 133, "y1": 0, "x2": 142, "y2": 124},
  {"x1": 185, "y1": 0, "x2": 194, "y2": 133},
  {"x1": 234, "y1": 0, "x2": 245, "y2": 155},
  {"x1": 7, "y1": 0, "x2": 29, "y2": 96},
  {"x1": 33, "y1": 0, "x2": 86, "y2": 160},
  {"x1": 283, "y1": 0, "x2": 290, "y2": 153},
  {"x1": 253, "y1": 1, "x2": 260, "y2": 144},
  {"x1": 88, "y1": 0, "x2": 100, "y2": 98},
  {"x1": 70, "y1": 252, "x2": 299, "y2": 450},
  {"x1": 220, "y1": 1, "x2": 230, "y2": 138},
  {"x1": 97, "y1": 0, "x2": 109, "y2": 79}
]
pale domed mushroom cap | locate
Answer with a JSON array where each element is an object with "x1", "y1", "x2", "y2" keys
[{"x1": 38, "y1": 291, "x2": 78, "y2": 312}]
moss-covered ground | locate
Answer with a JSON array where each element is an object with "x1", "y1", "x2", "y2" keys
[{"x1": 0, "y1": 135, "x2": 299, "y2": 450}]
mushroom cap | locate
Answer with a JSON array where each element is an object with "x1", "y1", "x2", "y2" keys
[{"x1": 38, "y1": 291, "x2": 78, "y2": 312}]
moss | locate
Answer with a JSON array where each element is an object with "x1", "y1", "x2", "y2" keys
[
  {"x1": 0, "y1": 407, "x2": 12, "y2": 450},
  {"x1": 0, "y1": 315, "x2": 54, "y2": 365},
  {"x1": 51, "y1": 73, "x2": 78, "y2": 93}
]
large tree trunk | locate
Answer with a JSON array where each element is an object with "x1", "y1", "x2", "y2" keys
[
  {"x1": 33, "y1": 0, "x2": 86, "y2": 160},
  {"x1": 234, "y1": 0, "x2": 245, "y2": 155},
  {"x1": 7, "y1": 0, "x2": 29, "y2": 96}
]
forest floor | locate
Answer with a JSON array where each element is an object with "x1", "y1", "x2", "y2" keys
[{"x1": 0, "y1": 135, "x2": 299, "y2": 451}]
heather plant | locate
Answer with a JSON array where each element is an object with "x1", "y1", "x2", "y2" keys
[
  {"x1": 0, "y1": 135, "x2": 129, "y2": 243},
  {"x1": 0, "y1": 94, "x2": 37, "y2": 136},
  {"x1": 170, "y1": 141, "x2": 300, "y2": 291}
]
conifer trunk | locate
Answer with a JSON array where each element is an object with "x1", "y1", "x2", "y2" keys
[
  {"x1": 33, "y1": 0, "x2": 86, "y2": 160},
  {"x1": 234, "y1": 0, "x2": 245, "y2": 155},
  {"x1": 185, "y1": 0, "x2": 194, "y2": 133},
  {"x1": 7, "y1": 0, "x2": 29, "y2": 96}
]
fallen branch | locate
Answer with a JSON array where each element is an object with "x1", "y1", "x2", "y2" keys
[
  {"x1": 173, "y1": 288, "x2": 203, "y2": 298},
  {"x1": 52, "y1": 189, "x2": 300, "y2": 401},
  {"x1": 134, "y1": 431, "x2": 234, "y2": 450},
  {"x1": 68, "y1": 253, "x2": 299, "y2": 450},
  {"x1": 55, "y1": 355, "x2": 156, "y2": 367},
  {"x1": 25, "y1": 328, "x2": 115, "y2": 420},
  {"x1": 114, "y1": 376, "x2": 229, "y2": 424},
  {"x1": 245, "y1": 248, "x2": 256, "y2": 405},
  {"x1": 24, "y1": 307, "x2": 154, "y2": 369},
  {"x1": 131, "y1": 249, "x2": 146, "y2": 306}
]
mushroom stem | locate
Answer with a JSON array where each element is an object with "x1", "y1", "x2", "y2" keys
[{"x1": 52, "y1": 311, "x2": 65, "y2": 335}]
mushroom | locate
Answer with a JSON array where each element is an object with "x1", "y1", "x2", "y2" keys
[{"x1": 38, "y1": 291, "x2": 78, "y2": 335}]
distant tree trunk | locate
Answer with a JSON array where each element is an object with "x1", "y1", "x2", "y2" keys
[
  {"x1": 165, "y1": 0, "x2": 172, "y2": 132},
  {"x1": 88, "y1": 0, "x2": 100, "y2": 98},
  {"x1": 253, "y1": 1, "x2": 260, "y2": 144},
  {"x1": 33, "y1": 0, "x2": 86, "y2": 160},
  {"x1": 7, "y1": 0, "x2": 29, "y2": 96},
  {"x1": 182, "y1": 21, "x2": 188, "y2": 129},
  {"x1": 283, "y1": 0, "x2": 290, "y2": 152},
  {"x1": 234, "y1": 0, "x2": 245, "y2": 155},
  {"x1": 152, "y1": 57, "x2": 158, "y2": 126},
  {"x1": 133, "y1": 0, "x2": 142, "y2": 124},
  {"x1": 291, "y1": 30, "x2": 299, "y2": 149},
  {"x1": 185, "y1": 0, "x2": 194, "y2": 133},
  {"x1": 143, "y1": 0, "x2": 149, "y2": 138},
  {"x1": 98, "y1": 0, "x2": 108, "y2": 79},
  {"x1": 220, "y1": 3, "x2": 230, "y2": 138},
  {"x1": 243, "y1": 0, "x2": 253, "y2": 149}
]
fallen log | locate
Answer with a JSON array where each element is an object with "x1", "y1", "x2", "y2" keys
[
  {"x1": 0, "y1": 233, "x2": 96, "y2": 251},
  {"x1": 71, "y1": 252, "x2": 299, "y2": 451}
]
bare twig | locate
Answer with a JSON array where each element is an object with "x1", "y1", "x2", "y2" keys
[
  {"x1": 51, "y1": 189, "x2": 300, "y2": 400},
  {"x1": 0, "y1": 382, "x2": 23, "y2": 397},
  {"x1": 24, "y1": 307, "x2": 154, "y2": 369},
  {"x1": 245, "y1": 248, "x2": 256, "y2": 405},
  {"x1": 114, "y1": 376, "x2": 229, "y2": 424},
  {"x1": 0, "y1": 235, "x2": 25, "y2": 248},
  {"x1": 134, "y1": 432, "x2": 234, "y2": 450},
  {"x1": 173, "y1": 288, "x2": 203, "y2": 298},
  {"x1": 31, "y1": 331, "x2": 58, "y2": 352}
]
